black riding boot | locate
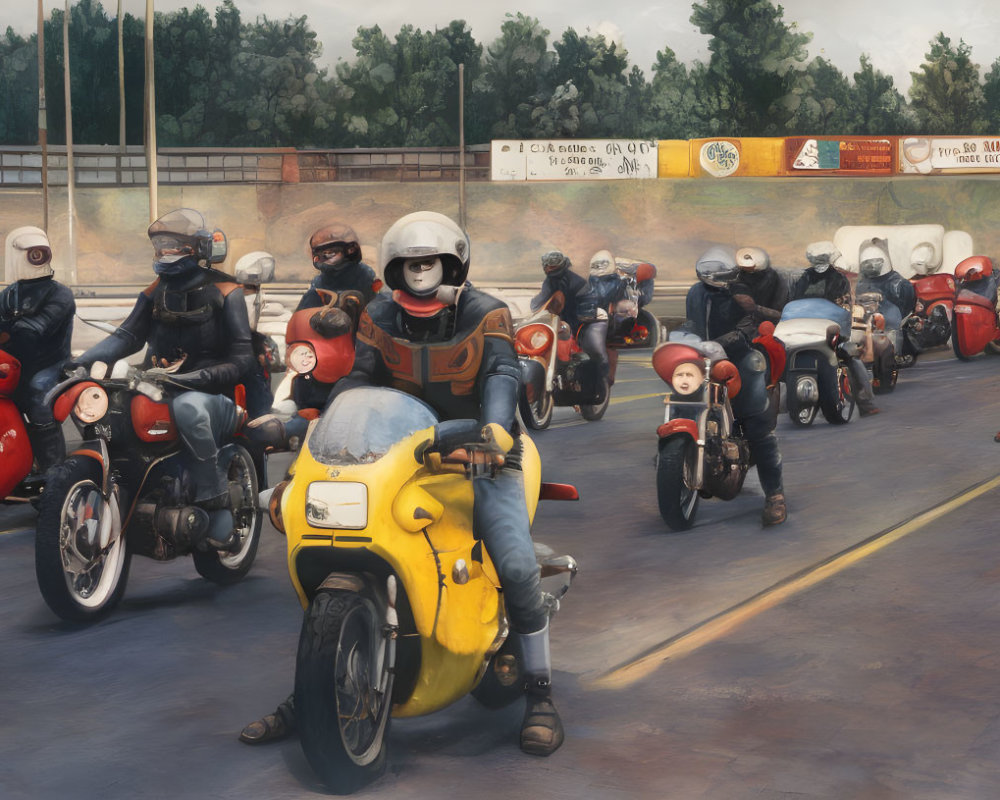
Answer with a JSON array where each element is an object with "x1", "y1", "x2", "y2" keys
[
  {"x1": 518, "y1": 622, "x2": 565, "y2": 756},
  {"x1": 26, "y1": 421, "x2": 66, "y2": 473}
]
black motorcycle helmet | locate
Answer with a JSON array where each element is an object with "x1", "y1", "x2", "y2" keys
[
  {"x1": 541, "y1": 250, "x2": 571, "y2": 277},
  {"x1": 309, "y1": 223, "x2": 362, "y2": 272},
  {"x1": 148, "y1": 208, "x2": 214, "y2": 276},
  {"x1": 695, "y1": 246, "x2": 739, "y2": 289}
]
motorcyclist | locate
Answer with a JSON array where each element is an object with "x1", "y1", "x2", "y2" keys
[
  {"x1": 790, "y1": 241, "x2": 879, "y2": 417},
  {"x1": 588, "y1": 249, "x2": 656, "y2": 345},
  {"x1": 954, "y1": 255, "x2": 1000, "y2": 302},
  {"x1": 856, "y1": 237, "x2": 916, "y2": 330},
  {"x1": 530, "y1": 250, "x2": 609, "y2": 400},
  {"x1": 732, "y1": 246, "x2": 788, "y2": 325},
  {"x1": 69, "y1": 208, "x2": 254, "y2": 550},
  {"x1": 0, "y1": 226, "x2": 75, "y2": 474},
  {"x1": 240, "y1": 211, "x2": 566, "y2": 756},
  {"x1": 295, "y1": 222, "x2": 382, "y2": 312},
  {"x1": 677, "y1": 245, "x2": 786, "y2": 526}
]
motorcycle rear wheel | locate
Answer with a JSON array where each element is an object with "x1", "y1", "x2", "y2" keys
[
  {"x1": 192, "y1": 445, "x2": 262, "y2": 584},
  {"x1": 786, "y1": 376, "x2": 819, "y2": 427},
  {"x1": 656, "y1": 437, "x2": 699, "y2": 531},
  {"x1": 471, "y1": 636, "x2": 525, "y2": 709},
  {"x1": 518, "y1": 387, "x2": 554, "y2": 430},
  {"x1": 579, "y1": 378, "x2": 611, "y2": 421},
  {"x1": 35, "y1": 456, "x2": 130, "y2": 622},
  {"x1": 296, "y1": 590, "x2": 394, "y2": 794},
  {"x1": 820, "y1": 365, "x2": 855, "y2": 425},
  {"x1": 952, "y1": 330, "x2": 974, "y2": 361}
]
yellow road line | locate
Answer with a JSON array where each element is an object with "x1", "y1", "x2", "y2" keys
[
  {"x1": 609, "y1": 392, "x2": 664, "y2": 406},
  {"x1": 589, "y1": 473, "x2": 1000, "y2": 690}
]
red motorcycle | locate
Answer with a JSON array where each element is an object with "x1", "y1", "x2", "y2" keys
[
  {"x1": 514, "y1": 293, "x2": 613, "y2": 429},
  {"x1": 34, "y1": 363, "x2": 263, "y2": 622},
  {"x1": 0, "y1": 347, "x2": 36, "y2": 500},
  {"x1": 949, "y1": 256, "x2": 1000, "y2": 360}
]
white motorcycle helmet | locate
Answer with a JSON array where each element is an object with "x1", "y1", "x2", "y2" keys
[
  {"x1": 589, "y1": 249, "x2": 616, "y2": 277},
  {"x1": 735, "y1": 246, "x2": 770, "y2": 272},
  {"x1": 909, "y1": 241, "x2": 939, "y2": 276},
  {"x1": 4, "y1": 226, "x2": 53, "y2": 282},
  {"x1": 805, "y1": 241, "x2": 841, "y2": 274},
  {"x1": 859, "y1": 237, "x2": 892, "y2": 279},
  {"x1": 380, "y1": 211, "x2": 470, "y2": 298}
]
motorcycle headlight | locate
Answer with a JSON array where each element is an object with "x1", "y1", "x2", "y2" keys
[
  {"x1": 73, "y1": 385, "x2": 109, "y2": 423},
  {"x1": 305, "y1": 481, "x2": 368, "y2": 529},
  {"x1": 287, "y1": 342, "x2": 317, "y2": 374},
  {"x1": 515, "y1": 323, "x2": 554, "y2": 357}
]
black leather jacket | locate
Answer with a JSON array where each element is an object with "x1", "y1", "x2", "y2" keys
[
  {"x1": 530, "y1": 270, "x2": 598, "y2": 331},
  {"x1": 0, "y1": 276, "x2": 76, "y2": 378},
  {"x1": 296, "y1": 261, "x2": 381, "y2": 312},
  {"x1": 334, "y1": 289, "x2": 522, "y2": 432},
  {"x1": 78, "y1": 268, "x2": 254, "y2": 395}
]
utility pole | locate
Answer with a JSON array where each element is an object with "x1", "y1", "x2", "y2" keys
[
  {"x1": 144, "y1": 0, "x2": 158, "y2": 222},
  {"x1": 37, "y1": 0, "x2": 49, "y2": 231},
  {"x1": 63, "y1": 0, "x2": 77, "y2": 284},
  {"x1": 458, "y1": 63, "x2": 466, "y2": 230},
  {"x1": 118, "y1": 0, "x2": 125, "y2": 150}
]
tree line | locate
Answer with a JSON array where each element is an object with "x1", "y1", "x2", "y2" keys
[{"x1": 1, "y1": 0, "x2": 998, "y2": 148}]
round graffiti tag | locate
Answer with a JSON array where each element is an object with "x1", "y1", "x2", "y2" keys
[{"x1": 699, "y1": 140, "x2": 740, "y2": 177}]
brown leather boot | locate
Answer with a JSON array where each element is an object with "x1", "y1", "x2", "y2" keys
[
  {"x1": 520, "y1": 681, "x2": 565, "y2": 756},
  {"x1": 762, "y1": 493, "x2": 787, "y2": 526}
]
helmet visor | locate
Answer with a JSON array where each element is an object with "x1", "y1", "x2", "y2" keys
[{"x1": 151, "y1": 234, "x2": 195, "y2": 263}]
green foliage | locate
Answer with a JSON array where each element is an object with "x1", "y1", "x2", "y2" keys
[
  {"x1": 909, "y1": 33, "x2": 987, "y2": 134},
  {"x1": 0, "y1": 1, "x2": 996, "y2": 147}
]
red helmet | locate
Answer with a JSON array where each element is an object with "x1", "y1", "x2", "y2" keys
[{"x1": 955, "y1": 255, "x2": 993, "y2": 283}]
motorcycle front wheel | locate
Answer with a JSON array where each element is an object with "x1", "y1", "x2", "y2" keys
[
  {"x1": 820, "y1": 365, "x2": 855, "y2": 425},
  {"x1": 656, "y1": 437, "x2": 699, "y2": 531},
  {"x1": 872, "y1": 346, "x2": 899, "y2": 394},
  {"x1": 518, "y1": 386, "x2": 554, "y2": 430},
  {"x1": 633, "y1": 309, "x2": 661, "y2": 348},
  {"x1": 192, "y1": 444, "x2": 262, "y2": 585},
  {"x1": 579, "y1": 377, "x2": 611, "y2": 421},
  {"x1": 786, "y1": 375, "x2": 819, "y2": 427},
  {"x1": 296, "y1": 590, "x2": 394, "y2": 794},
  {"x1": 35, "y1": 456, "x2": 130, "y2": 622}
]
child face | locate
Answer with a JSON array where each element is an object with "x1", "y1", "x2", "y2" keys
[{"x1": 671, "y1": 362, "x2": 704, "y2": 394}]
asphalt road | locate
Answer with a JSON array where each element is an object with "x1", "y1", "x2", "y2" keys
[{"x1": 3, "y1": 347, "x2": 1000, "y2": 799}]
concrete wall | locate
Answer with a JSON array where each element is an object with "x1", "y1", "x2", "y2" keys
[{"x1": 3, "y1": 176, "x2": 1000, "y2": 290}]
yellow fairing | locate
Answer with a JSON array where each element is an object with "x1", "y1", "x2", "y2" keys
[{"x1": 281, "y1": 427, "x2": 541, "y2": 718}]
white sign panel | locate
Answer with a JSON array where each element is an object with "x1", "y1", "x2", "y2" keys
[
  {"x1": 491, "y1": 139, "x2": 658, "y2": 181},
  {"x1": 900, "y1": 136, "x2": 1000, "y2": 173}
]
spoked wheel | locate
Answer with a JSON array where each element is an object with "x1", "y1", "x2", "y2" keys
[
  {"x1": 192, "y1": 444, "x2": 262, "y2": 584},
  {"x1": 786, "y1": 374, "x2": 819, "y2": 427},
  {"x1": 296, "y1": 590, "x2": 394, "y2": 794},
  {"x1": 579, "y1": 377, "x2": 611, "y2": 421},
  {"x1": 656, "y1": 437, "x2": 699, "y2": 531},
  {"x1": 820, "y1": 365, "x2": 856, "y2": 424},
  {"x1": 35, "y1": 456, "x2": 130, "y2": 622},
  {"x1": 518, "y1": 386, "x2": 554, "y2": 431}
]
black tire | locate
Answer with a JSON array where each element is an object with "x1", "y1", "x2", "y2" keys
[
  {"x1": 471, "y1": 636, "x2": 525, "y2": 709},
  {"x1": 295, "y1": 590, "x2": 394, "y2": 794},
  {"x1": 986, "y1": 341, "x2": 1000, "y2": 355},
  {"x1": 634, "y1": 309, "x2": 661, "y2": 349},
  {"x1": 786, "y1": 374, "x2": 819, "y2": 427},
  {"x1": 820, "y1": 365, "x2": 856, "y2": 425},
  {"x1": 35, "y1": 456, "x2": 131, "y2": 622},
  {"x1": 518, "y1": 386, "x2": 554, "y2": 431},
  {"x1": 192, "y1": 445, "x2": 262, "y2": 585},
  {"x1": 656, "y1": 437, "x2": 699, "y2": 531},
  {"x1": 872, "y1": 347, "x2": 898, "y2": 394},
  {"x1": 952, "y1": 329, "x2": 974, "y2": 361},
  {"x1": 579, "y1": 377, "x2": 611, "y2": 421}
]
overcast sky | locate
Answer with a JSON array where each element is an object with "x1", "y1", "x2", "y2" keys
[{"x1": 5, "y1": 1, "x2": 999, "y2": 94}]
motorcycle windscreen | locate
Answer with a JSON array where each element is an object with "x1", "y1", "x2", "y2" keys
[
  {"x1": 308, "y1": 386, "x2": 438, "y2": 466},
  {"x1": 779, "y1": 298, "x2": 851, "y2": 336}
]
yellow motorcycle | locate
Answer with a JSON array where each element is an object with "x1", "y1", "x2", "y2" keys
[{"x1": 265, "y1": 385, "x2": 578, "y2": 793}]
